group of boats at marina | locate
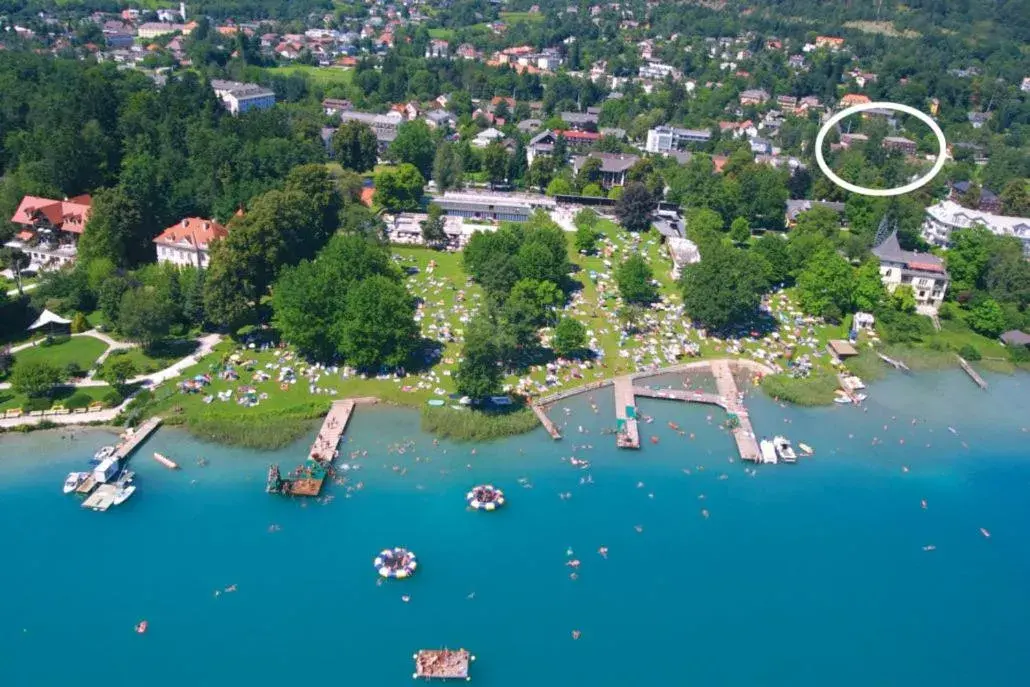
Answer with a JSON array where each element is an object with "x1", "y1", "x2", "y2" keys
[
  {"x1": 757, "y1": 436, "x2": 813, "y2": 465},
  {"x1": 62, "y1": 444, "x2": 137, "y2": 508}
]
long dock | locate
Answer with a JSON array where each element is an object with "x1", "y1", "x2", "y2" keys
[
  {"x1": 956, "y1": 355, "x2": 988, "y2": 389},
  {"x1": 114, "y1": 416, "x2": 162, "y2": 460},
  {"x1": 613, "y1": 375, "x2": 640, "y2": 449},
  {"x1": 877, "y1": 352, "x2": 910, "y2": 372},
  {"x1": 531, "y1": 404, "x2": 562, "y2": 439},
  {"x1": 309, "y1": 399, "x2": 365, "y2": 462},
  {"x1": 632, "y1": 385, "x2": 727, "y2": 409},
  {"x1": 711, "y1": 360, "x2": 761, "y2": 462}
]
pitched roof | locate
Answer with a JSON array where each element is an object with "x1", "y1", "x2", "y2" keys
[
  {"x1": 11, "y1": 195, "x2": 92, "y2": 233},
  {"x1": 872, "y1": 230, "x2": 946, "y2": 273},
  {"x1": 153, "y1": 217, "x2": 228, "y2": 250}
]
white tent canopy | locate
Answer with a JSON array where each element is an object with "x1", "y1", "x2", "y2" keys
[{"x1": 28, "y1": 309, "x2": 72, "y2": 330}]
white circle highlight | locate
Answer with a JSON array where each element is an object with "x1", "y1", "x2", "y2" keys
[{"x1": 814, "y1": 101, "x2": 947, "y2": 197}]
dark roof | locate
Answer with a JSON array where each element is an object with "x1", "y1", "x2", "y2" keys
[
  {"x1": 1000, "y1": 330, "x2": 1030, "y2": 347},
  {"x1": 872, "y1": 230, "x2": 946, "y2": 273}
]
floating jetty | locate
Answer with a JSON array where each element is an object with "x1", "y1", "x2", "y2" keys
[
  {"x1": 152, "y1": 452, "x2": 179, "y2": 469},
  {"x1": 267, "y1": 398, "x2": 377, "y2": 497},
  {"x1": 531, "y1": 404, "x2": 562, "y2": 440},
  {"x1": 956, "y1": 355, "x2": 988, "y2": 389},
  {"x1": 81, "y1": 484, "x2": 119, "y2": 512},
  {"x1": 75, "y1": 417, "x2": 162, "y2": 504},
  {"x1": 613, "y1": 375, "x2": 640, "y2": 449},
  {"x1": 413, "y1": 649, "x2": 473, "y2": 680}
]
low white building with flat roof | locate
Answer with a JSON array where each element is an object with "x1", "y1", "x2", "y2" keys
[{"x1": 210, "y1": 80, "x2": 276, "y2": 115}]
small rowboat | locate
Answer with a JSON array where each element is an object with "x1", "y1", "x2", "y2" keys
[
  {"x1": 153, "y1": 452, "x2": 179, "y2": 470},
  {"x1": 798, "y1": 442, "x2": 814, "y2": 456}
]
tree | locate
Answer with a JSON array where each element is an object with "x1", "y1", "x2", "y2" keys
[
  {"x1": 483, "y1": 142, "x2": 509, "y2": 188},
  {"x1": 374, "y1": 164, "x2": 425, "y2": 212},
  {"x1": 78, "y1": 186, "x2": 146, "y2": 267},
  {"x1": 680, "y1": 243, "x2": 766, "y2": 332},
  {"x1": 1000, "y1": 181, "x2": 1030, "y2": 216},
  {"x1": 889, "y1": 285, "x2": 917, "y2": 314},
  {"x1": 552, "y1": 317, "x2": 586, "y2": 357},
  {"x1": 388, "y1": 120, "x2": 435, "y2": 178},
  {"x1": 853, "y1": 260, "x2": 886, "y2": 312},
  {"x1": 546, "y1": 177, "x2": 573, "y2": 196},
  {"x1": 616, "y1": 254, "x2": 658, "y2": 304},
  {"x1": 581, "y1": 183, "x2": 604, "y2": 197},
  {"x1": 454, "y1": 314, "x2": 502, "y2": 399},
  {"x1": 729, "y1": 217, "x2": 751, "y2": 245},
  {"x1": 332, "y1": 121, "x2": 379, "y2": 173},
  {"x1": 118, "y1": 286, "x2": 174, "y2": 350},
  {"x1": 336, "y1": 275, "x2": 419, "y2": 369},
  {"x1": 575, "y1": 157, "x2": 603, "y2": 189},
  {"x1": 945, "y1": 226, "x2": 994, "y2": 295},
  {"x1": 0, "y1": 248, "x2": 29, "y2": 296},
  {"x1": 967, "y1": 298, "x2": 1006, "y2": 338},
  {"x1": 575, "y1": 222, "x2": 598, "y2": 254},
  {"x1": 432, "y1": 141, "x2": 463, "y2": 191},
  {"x1": 685, "y1": 208, "x2": 724, "y2": 245},
  {"x1": 615, "y1": 182, "x2": 657, "y2": 232},
  {"x1": 10, "y1": 359, "x2": 62, "y2": 398},
  {"x1": 795, "y1": 249, "x2": 856, "y2": 320},
  {"x1": 70, "y1": 312, "x2": 89, "y2": 334},
  {"x1": 102, "y1": 355, "x2": 138, "y2": 387},
  {"x1": 552, "y1": 133, "x2": 568, "y2": 163},
  {"x1": 527, "y1": 156, "x2": 555, "y2": 191},
  {"x1": 753, "y1": 232, "x2": 792, "y2": 286},
  {"x1": 421, "y1": 203, "x2": 448, "y2": 247}
]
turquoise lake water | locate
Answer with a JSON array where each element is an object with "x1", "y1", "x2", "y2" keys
[{"x1": 2, "y1": 369, "x2": 1030, "y2": 686}]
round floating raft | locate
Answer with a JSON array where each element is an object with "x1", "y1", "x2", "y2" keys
[
  {"x1": 374, "y1": 547, "x2": 418, "y2": 579},
  {"x1": 466, "y1": 484, "x2": 505, "y2": 511}
]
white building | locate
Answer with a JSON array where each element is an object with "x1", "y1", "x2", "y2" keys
[
  {"x1": 645, "y1": 126, "x2": 711, "y2": 154},
  {"x1": 872, "y1": 230, "x2": 949, "y2": 313},
  {"x1": 638, "y1": 62, "x2": 681, "y2": 81},
  {"x1": 922, "y1": 200, "x2": 1030, "y2": 257},
  {"x1": 210, "y1": 80, "x2": 276, "y2": 115},
  {"x1": 138, "y1": 22, "x2": 188, "y2": 39},
  {"x1": 667, "y1": 237, "x2": 700, "y2": 280},
  {"x1": 153, "y1": 217, "x2": 228, "y2": 268}
]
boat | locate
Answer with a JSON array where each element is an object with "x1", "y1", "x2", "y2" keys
[
  {"x1": 773, "y1": 436, "x2": 797, "y2": 463},
  {"x1": 980, "y1": 527, "x2": 991, "y2": 538},
  {"x1": 63, "y1": 471, "x2": 89, "y2": 494},
  {"x1": 833, "y1": 393, "x2": 851, "y2": 405},
  {"x1": 135, "y1": 620, "x2": 148, "y2": 634},
  {"x1": 798, "y1": 442, "x2": 814, "y2": 456},
  {"x1": 152, "y1": 452, "x2": 179, "y2": 469},
  {"x1": 90, "y1": 445, "x2": 116, "y2": 465},
  {"x1": 113, "y1": 485, "x2": 136, "y2": 506},
  {"x1": 759, "y1": 439, "x2": 778, "y2": 464},
  {"x1": 854, "y1": 393, "x2": 868, "y2": 402}
]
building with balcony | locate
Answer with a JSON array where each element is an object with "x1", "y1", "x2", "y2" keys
[
  {"x1": 5, "y1": 195, "x2": 92, "y2": 271},
  {"x1": 922, "y1": 201, "x2": 1030, "y2": 257},
  {"x1": 872, "y1": 230, "x2": 949, "y2": 313},
  {"x1": 153, "y1": 217, "x2": 228, "y2": 269},
  {"x1": 645, "y1": 126, "x2": 712, "y2": 153}
]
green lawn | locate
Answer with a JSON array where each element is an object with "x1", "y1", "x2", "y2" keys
[
  {"x1": 12, "y1": 336, "x2": 108, "y2": 378},
  {"x1": 500, "y1": 11, "x2": 546, "y2": 23},
  {"x1": 0, "y1": 385, "x2": 113, "y2": 412},
  {"x1": 428, "y1": 28, "x2": 456, "y2": 40},
  {"x1": 97, "y1": 340, "x2": 198, "y2": 377},
  {"x1": 264, "y1": 65, "x2": 354, "y2": 86}
]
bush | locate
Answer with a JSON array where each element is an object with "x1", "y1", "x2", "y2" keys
[
  {"x1": 102, "y1": 389, "x2": 124, "y2": 407},
  {"x1": 70, "y1": 312, "x2": 89, "y2": 333},
  {"x1": 760, "y1": 370, "x2": 839, "y2": 406},
  {"x1": 65, "y1": 392, "x2": 94, "y2": 410},
  {"x1": 22, "y1": 397, "x2": 53, "y2": 412},
  {"x1": 938, "y1": 301, "x2": 959, "y2": 321},
  {"x1": 421, "y1": 405, "x2": 540, "y2": 441},
  {"x1": 958, "y1": 344, "x2": 981, "y2": 361},
  {"x1": 1010, "y1": 345, "x2": 1030, "y2": 363},
  {"x1": 64, "y1": 362, "x2": 84, "y2": 379}
]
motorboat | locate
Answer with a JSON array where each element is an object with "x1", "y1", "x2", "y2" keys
[
  {"x1": 759, "y1": 439, "x2": 778, "y2": 464},
  {"x1": 113, "y1": 484, "x2": 136, "y2": 506},
  {"x1": 90, "y1": 445, "x2": 117, "y2": 465},
  {"x1": 798, "y1": 442, "x2": 814, "y2": 456},
  {"x1": 833, "y1": 393, "x2": 852, "y2": 405},
  {"x1": 773, "y1": 436, "x2": 797, "y2": 463},
  {"x1": 63, "y1": 472, "x2": 89, "y2": 494}
]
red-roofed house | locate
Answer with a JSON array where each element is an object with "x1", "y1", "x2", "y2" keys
[
  {"x1": 153, "y1": 217, "x2": 228, "y2": 269},
  {"x1": 840, "y1": 93, "x2": 871, "y2": 108},
  {"x1": 5, "y1": 194, "x2": 92, "y2": 269}
]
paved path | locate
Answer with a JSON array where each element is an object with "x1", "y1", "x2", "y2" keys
[
  {"x1": 4, "y1": 282, "x2": 39, "y2": 297},
  {"x1": 130, "y1": 334, "x2": 222, "y2": 385}
]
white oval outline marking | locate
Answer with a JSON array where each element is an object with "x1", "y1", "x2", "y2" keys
[{"x1": 814, "y1": 101, "x2": 947, "y2": 197}]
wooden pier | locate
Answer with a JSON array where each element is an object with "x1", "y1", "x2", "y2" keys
[
  {"x1": 114, "y1": 416, "x2": 162, "y2": 461},
  {"x1": 413, "y1": 649, "x2": 473, "y2": 680},
  {"x1": 82, "y1": 484, "x2": 119, "y2": 511},
  {"x1": 531, "y1": 404, "x2": 562, "y2": 440},
  {"x1": 309, "y1": 399, "x2": 366, "y2": 462},
  {"x1": 632, "y1": 385, "x2": 727, "y2": 409},
  {"x1": 613, "y1": 375, "x2": 640, "y2": 449},
  {"x1": 877, "y1": 352, "x2": 910, "y2": 372},
  {"x1": 711, "y1": 360, "x2": 761, "y2": 462},
  {"x1": 956, "y1": 355, "x2": 988, "y2": 389}
]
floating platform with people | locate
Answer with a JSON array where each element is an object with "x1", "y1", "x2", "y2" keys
[
  {"x1": 265, "y1": 460, "x2": 329, "y2": 496},
  {"x1": 375, "y1": 547, "x2": 418, "y2": 579},
  {"x1": 466, "y1": 484, "x2": 505, "y2": 511},
  {"x1": 412, "y1": 649, "x2": 474, "y2": 680}
]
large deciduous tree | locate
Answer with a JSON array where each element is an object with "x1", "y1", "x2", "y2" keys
[
  {"x1": 388, "y1": 120, "x2": 435, "y2": 178},
  {"x1": 374, "y1": 163, "x2": 425, "y2": 212},
  {"x1": 10, "y1": 359, "x2": 62, "y2": 398},
  {"x1": 118, "y1": 286, "x2": 175, "y2": 350},
  {"x1": 552, "y1": 317, "x2": 586, "y2": 357},
  {"x1": 795, "y1": 249, "x2": 856, "y2": 320},
  {"x1": 680, "y1": 242, "x2": 766, "y2": 332},
  {"x1": 332, "y1": 121, "x2": 379, "y2": 173},
  {"x1": 615, "y1": 182, "x2": 657, "y2": 232},
  {"x1": 454, "y1": 314, "x2": 502, "y2": 399},
  {"x1": 616, "y1": 254, "x2": 657, "y2": 304},
  {"x1": 78, "y1": 186, "x2": 146, "y2": 268}
]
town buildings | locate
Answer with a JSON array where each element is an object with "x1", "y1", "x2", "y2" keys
[
  {"x1": 5, "y1": 195, "x2": 92, "y2": 270},
  {"x1": 872, "y1": 230, "x2": 949, "y2": 313},
  {"x1": 644, "y1": 126, "x2": 711, "y2": 154},
  {"x1": 922, "y1": 201, "x2": 1030, "y2": 256},
  {"x1": 210, "y1": 79, "x2": 276, "y2": 115},
  {"x1": 571, "y1": 153, "x2": 640, "y2": 189},
  {"x1": 153, "y1": 217, "x2": 228, "y2": 268},
  {"x1": 882, "y1": 136, "x2": 917, "y2": 155}
]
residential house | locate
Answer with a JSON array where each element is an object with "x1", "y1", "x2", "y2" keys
[
  {"x1": 840, "y1": 133, "x2": 869, "y2": 148},
  {"x1": 749, "y1": 138, "x2": 773, "y2": 155},
  {"x1": 526, "y1": 129, "x2": 601, "y2": 165},
  {"x1": 138, "y1": 22, "x2": 187, "y2": 39},
  {"x1": 840, "y1": 93, "x2": 871, "y2": 108},
  {"x1": 472, "y1": 127, "x2": 505, "y2": 148},
  {"x1": 153, "y1": 217, "x2": 228, "y2": 269},
  {"x1": 517, "y1": 119, "x2": 543, "y2": 134},
  {"x1": 1022, "y1": 77, "x2": 1030, "y2": 93},
  {"x1": 739, "y1": 89, "x2": 770, "y2": 106},
  {"x1": 872, "y1": 230, "x2": 949, "y2": 313},
  {"x1": 425, "y1": 109, "x2": 457, "y2": 130},
  {"x1": 323, "y1": 98, "x2": 352, "y2": 116},
  {"x1": 776, "y1": 95, "x2": 798, "y2": 111},
  {"x1": 456, "y1": 43, "x2": 480, "y2": 60},
  {"x1": 882, "y1": 136, "x2": 917, "y2": 155},
  {"x1": 814, "y1": 36, "x2": 845, "y2": 50},
  {"x1": 645, "y1": 126, "x2": 711, "y2": 153},
  {"x1": 948, "y1": 181, "x2": 1002, "y2": 213},
  {"x1": 210, "y1": 80, "x2": 276, "y2": 115},
  {"x1": 638, "y1": 61, "x2": 681, "y2": 81},
  {"x1": 572, "y1": 153, "x2": 640, "y2": 189},
  {"x1": 1000, "y1": 330, "x2": 1030, "y2": 348},
  {"x1": 425, "y1": 39, "x2": 449, "y2": 59},
  {"x1": 922, "y1": 201, "x2": 1030, "y2": 256},
  {"x1": 560, "y1": 111, "x2": 599, "y2": 131},
  {"x1": 788, "y1": 54, "x2": 806, "y2": 69},
  {"x1": 338, "y1": 110, "x2": 402, "y2": 151},
  {"x1": 5, "y1": 195, "x2": 92, "y2": 270},
  {"x1": 967, "y1": 111, "x2": 991, "y2": 129}
]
